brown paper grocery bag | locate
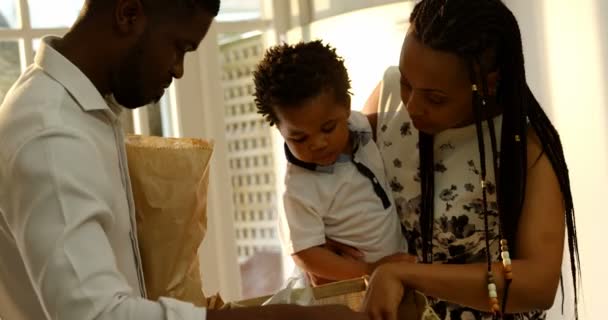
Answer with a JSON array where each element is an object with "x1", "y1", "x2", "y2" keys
[{"x1": 125, "y1": 135, "x2": 213, "y2": 307}]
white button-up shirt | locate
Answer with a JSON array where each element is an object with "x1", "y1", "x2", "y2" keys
[{"x1": 0, "y1": 36, "x2": 206, "y2": 320}]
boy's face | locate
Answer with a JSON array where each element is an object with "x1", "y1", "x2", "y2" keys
[{"x1": 275, "y1": 91, "x2": 351, "y2": 166}]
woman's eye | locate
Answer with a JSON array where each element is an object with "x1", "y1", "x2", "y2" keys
[
  {"x1": 400, "y1": 79, "x2": 412, "y2": 90},
  {"x1": 427, "y1": 96, "x2": 445, "y2": 104}
]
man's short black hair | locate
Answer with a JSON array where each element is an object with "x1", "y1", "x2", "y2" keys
[
  {"x1": 158, "y1": 0, "x2": 220, "y2": 16},
  {"x1": 87, "y1": 0, "x2": 220, "y2": 17}
]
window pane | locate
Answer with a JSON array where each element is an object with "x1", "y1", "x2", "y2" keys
[
  {"x1": 0, "y1": 40, "x2": 22, "y2": 103},
  {"x1": 32, "y1": 38, "x2": 41, "y2": 54},
  {"x1": 0, "y1": 0, "x2": 19, "y2": 28},
  {"x1": 28, "y1": 0, "x2": 83, "y2": 28},
  {"x1": 147, "y1": 101, "x2": 163, "y2": 136},
  {"x1": 156, "y1": 86, "x2": 176, "y2": 137},
  {"x1": 120, "y1": 109, "x2": 135, "y2": 134},
  {"x1": 216, "y1": 0, "x2": 261, "y2": 22},
  {"x1": 221, "y1": 30, "x2": 283, "y2": 299}
]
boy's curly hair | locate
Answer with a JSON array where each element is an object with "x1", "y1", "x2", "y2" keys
[{"x1": 253, "y1": 40, "x2": 351, "y2": 126}]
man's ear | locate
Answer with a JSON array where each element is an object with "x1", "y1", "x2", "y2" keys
[{"x1": 114, "y1": 0, "x2": 147, "y2": 36}]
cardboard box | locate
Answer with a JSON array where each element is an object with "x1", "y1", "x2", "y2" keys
[
  {"x1": 236, "y1": 277, "x2": 368, "y2": 311},
  {"x1": 231, "y1": 277, "x2": 436, "y2": 319}
]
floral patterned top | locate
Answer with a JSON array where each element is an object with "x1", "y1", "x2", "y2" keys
[{"x1": 374, "y1": 66, "x2": 545, "y2": 320}]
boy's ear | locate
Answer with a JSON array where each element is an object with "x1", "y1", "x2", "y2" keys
[{"x1": 345, "y1": 95, "x2": 352, "y2": 114}]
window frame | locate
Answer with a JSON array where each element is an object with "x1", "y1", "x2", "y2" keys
[{"x1": 1, "y1": 0, "x2": 413, "y2": 303}]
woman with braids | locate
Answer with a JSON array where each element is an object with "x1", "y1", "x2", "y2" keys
[{"x1": 359, "y1": 0, "x2": 581, "y2": 319}]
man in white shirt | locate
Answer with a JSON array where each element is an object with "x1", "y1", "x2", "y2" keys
[{"x1": 0, "y1": 1, "x2": 369, "y2": 320}]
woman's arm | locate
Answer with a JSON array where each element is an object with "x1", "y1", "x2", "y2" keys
[{"x1": 364, "y1": 131, "x2": 565, "y2": 318}]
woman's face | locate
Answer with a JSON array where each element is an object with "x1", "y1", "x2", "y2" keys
[{"x1": 398, "y1": 31, "x2": 477, "y2": 134}]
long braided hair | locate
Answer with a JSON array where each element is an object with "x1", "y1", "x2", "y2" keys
[{"x1": 411, "y1": 0, "x2": 580, "y2": 318}]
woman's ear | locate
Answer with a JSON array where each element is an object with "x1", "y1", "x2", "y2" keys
[{"x1": 486, "y1": 70, "x2": 500, "y2": 96}]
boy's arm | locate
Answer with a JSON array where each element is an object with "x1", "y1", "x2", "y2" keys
[
  {"x1": 281, "y1": 180, "x2": 414, "y2": 282},
  {"x1": 293, "y1": 246, "x2": 415, "y2": 282},
  {"x1": 293, "y1": 246, "x2": 372, "y2": 281}
]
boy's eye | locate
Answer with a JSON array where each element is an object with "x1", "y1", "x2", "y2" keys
[
  {"x1": 322, "y1": 125, "x2": 336, "y2": 133},
  {"x1": 290, "y1": 137, "x2": 307, "y2": 143},
  {"x1": 321, "y1": 122, "x2": 337, "y2": 133}
]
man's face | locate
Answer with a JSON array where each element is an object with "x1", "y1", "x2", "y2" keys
[{"x1": 112, "y1": 8, "x2": 213, "y2": 109}]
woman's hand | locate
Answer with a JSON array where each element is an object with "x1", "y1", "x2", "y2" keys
[
  {"x1": 369, "y1": 252, "x2": 417, "y2": 274},
  {"x1": 363, "y1": 264, "x2": 406, "y2": 320}
]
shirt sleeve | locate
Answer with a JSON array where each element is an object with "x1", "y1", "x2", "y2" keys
[
  {"x1": 377, "y1": 66, "x2": 402, "y2": 126},
  {"x1": 5, "y1": 127, "x2": 206, "y2": 320},
  {"x1": 279, "y1": 177, "x2": 327, "y2": 255}
]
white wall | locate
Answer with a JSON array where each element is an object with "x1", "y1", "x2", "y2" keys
[
  {"x1": 599, "y1": 0, "x2": 608, "y2": 136},
  {"x1": 505, "y1": 1, "x2": 608, "y2": 319},
  {"x1": 287, "y1": 2, "x2": 413, "y2": 111},
  {"x1": 311, "y1": 0, "x2": 403, "y2": 21},
  {"x1": 502, "y1": 0, "x2": 553, "y2": 118}
]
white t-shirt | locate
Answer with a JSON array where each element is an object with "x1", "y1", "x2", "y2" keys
[
  {"x1": 0, "y1": 36, "x2": 206, "y2": 320},
  {"x1": 279, "y1": 111, "x2": 407, "y2": 263}
]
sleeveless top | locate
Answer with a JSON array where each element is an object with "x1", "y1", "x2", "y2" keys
[{"x1": 375, "y1": 66, "x2": 545, "y2": 320}]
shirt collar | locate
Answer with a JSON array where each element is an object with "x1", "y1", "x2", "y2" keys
[
  {"x1": 35, "y1": 36, "x2": 119, "y2": 116},
  {"x1": 284, "y1": 144, "x2": 349, "y2": 174}
]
